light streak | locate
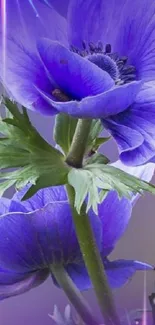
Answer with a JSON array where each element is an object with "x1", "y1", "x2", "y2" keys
[{"x1": 142, "y1": 272, "x2": 147, "y2": 325}]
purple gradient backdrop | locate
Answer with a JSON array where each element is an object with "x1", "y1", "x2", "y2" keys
[{"x1": 0, "y1": 111, "x2": 155, "y2": 324}]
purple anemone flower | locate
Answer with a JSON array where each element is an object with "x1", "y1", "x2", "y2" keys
[
  {"x1": 1, "y1": 1, "x2": 155, "y2": 166},
  {"x1": 0, "y1": 161, "x2": 154, "y2": 300}
]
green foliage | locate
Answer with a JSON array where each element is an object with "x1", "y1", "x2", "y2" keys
[
  {"x1": 68, "y1": 163, "x2": 155, "y2": 214},
  {"x1": 86, "y1": 119, "x2": 110, "y2": 154},
  {"x1": 1, "y1": 103, "x2": 155, "y2": 212},
  {"x1": 54, "y1": 113, "x2": 78, "y2": 154},
  {"x1": 84, "y1": 152, "x2": 110, "y2": 165},
  {"x1": 54, "y1": 117, "x2": 110, "y2": 157},
  {"x1": 0, "y1": 99, "x2": 69, "y2": 197}
]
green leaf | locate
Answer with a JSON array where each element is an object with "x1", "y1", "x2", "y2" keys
[
  {"x1": 54, "y1": 113, "x2": 78, "y2": 154},
  {"x1": 85, "y1": 152, "x2": 110, "y2": 165},
  {"x1": 86, "y1": 119, "x2": 110, "y2": 154},
  {"x1": 68, "y1": 168, "x2": 99, "y2": 214},
  {"x1": 68, "y1": 163, "x2": 155, "y2": 214},
  {"x1": 92, "y1": 136, "x2": 111, "y2": 152},
  {"x1": 23, "y1": 167, "x2": 68, "y2": 200},
  {"x1": 54, "y1": 117, "x2": 110, "y2": 160},
  {"x1": 87, "y1": 120, "x2": 103, "y2": 145},
  {"x1": 86, "y1": 119, "x2": 102, "y2": 152},
  {"x1": 0, "y1": 99, "x2": 70, "y2": 197}
]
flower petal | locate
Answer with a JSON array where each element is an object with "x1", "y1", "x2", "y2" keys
[
  {"x1": 0, "y1": 269, "x2": 27, "y2": 285},
  {"x1": 0, "y1": 198, "x2": 10, "y2": 215},
  {"x1": 96, "y1": 191, "x2": 132, "y2": 254},
  {"x1": 0, "y1": 270, "x2": 48, "y2": 300},
  {"x1": 11, "y1": 185, "x2": 67, "y2": 212},
  {"x1": 113, "y1": 160, "x2": 155, "y2": 205},
  {"x1": 37, "y1": 39, "x2": 114, "y2": 100},
  {"x1": 65, "y1": 262, "x2": 91, "y2": 291},
  {"x1": 0, "y1": 204, "x2": 76, "y2": 272},
  {"x1": 0, "y1": 199, "x2": 102, "y2": 272},
  {"x1": 58, "y1": 258, "x2": 153, "y2": 291},
  {"x1": 0, "y1": 0, "x2": 67, "y2": 51},
  {"x1": 113, "y1": 0, "x2": 155, "y2": 81},
  {"x1": 38, "y1": 81, "x2": 141, "y2": 118},
  {"x1": 0, "y1": 37, "x2": 56, "y2": 115},
  {"x1": 68, "y1": 0, "x2": 120, "y2": 49},
  {"x1": 39, "y1": 0, "x2": 69, "y2": 17},
  {"x1": 103, "y1": 82, "x2": 155, "y2": 165},
  {"x1": 68, "y1": 0, "x2": 155, "y2": 81},
  {"x1": 105, "y1": 259, "x2": 153, "y2": 288}
]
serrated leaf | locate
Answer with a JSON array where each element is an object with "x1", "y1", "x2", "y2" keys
[
  {"x1": 54, "y1": 113, "x2": 78, "y2": 154},
  {"x1": 68, "y1": 168, "x2": 92, "y2": 214},
  {"x1": 4, "y1": 98, "x2": 22, "y2": 120},
  {"x1": 68, "y1": 164, "x2": 155, "y2": 214},
  {"x1": 23, "y1": 167, "x2": 68, "y2": 200},
  {"x1": 99, "y1": 189, "x2": 108, "y2": 203},
  {"x1": 0, "y1": 99, "x2": 69, "y2": 197}
]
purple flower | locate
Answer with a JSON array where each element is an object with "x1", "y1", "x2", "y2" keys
[
  {"x1": 1, "y1": 1, "x2": 155, "y2": 165},
  {"x1": 0, "y1": 162, "x2": 153, "y2": 300},
  {"x1": 38, "y1": 0, "x2": 69, "y2": 17}
]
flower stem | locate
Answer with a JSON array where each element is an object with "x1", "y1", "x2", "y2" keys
[
  {"x1": 51, "y1": 264, "x2": 99, "y2": 325},
  {"x1": 66, "y1": 184, "x2": 120, "y2": 325},
  {"x1": 66, "y1": 118, "x2": 120, "y2": 325},
  {"x1": 66, "y1": 119, "x2": 91, "y2": 168}
]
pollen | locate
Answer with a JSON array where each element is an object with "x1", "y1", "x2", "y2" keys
[{"x1": 52, "y1": 89, "x2": 70, "y2": 102}]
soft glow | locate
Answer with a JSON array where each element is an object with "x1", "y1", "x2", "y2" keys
[
  {"x1": 142, "y1": 272, "x2": 147, "y2": 325},
  {"x1": 1, "y1": 0, "x2": 6, "y2": 90},
  {"x1": 28, "y1": 0, "x2": 39, "y2": 17}
]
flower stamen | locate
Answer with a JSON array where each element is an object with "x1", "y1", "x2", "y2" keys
[
  {"x1": 52, "y1": 89, "x2": 71, "y2": 102},
  {"x1": 70, "y1": 41, "x2": 137, "y2": 85}
]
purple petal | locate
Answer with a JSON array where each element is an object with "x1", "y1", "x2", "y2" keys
[
  {"x1": 113, "y1": 0, "x2": 155, "y2": 81},
  {"x1": 0, "y1": 0, "x2": 67, "y2": 51},
  {"x1": 37, "y1": 39, "x2": 114, "y2": 100},
  {"x1": 57, "y1": 258, "x2": 153, "y2": 291},
  {"x1": 0, "y1": 269, "x2": 27, "y2": 285},
  {"x1": 103, "y1": 82, "x2": 155, "y2": 166},
  {"x1": 105, "y1": 259, "x2": 153, "y2": 288},
  {"x1": 0, "y1": 37, "x2": 56, "y2": 115},
  {"x1": 39, "y1": 0, "x2": 69, "y2": 17},
  {"x1": 68, "y1": 0, "x2": 120, "y2": 49},
  {"x1": 96, "y1": 191, "x2": 132, "y2": 254},
  {"x1": 38, "y1": 80, "x2": 141, "y2": 118},
  {"x1": 64, "y1": 258, "x2": 153, "y2": 291},
  {"x1": 65, "y1": 263, "x2": 91, "y2": 291},
  {"x1": 11, "y1": 185, "x2": 67, "y2": 212},
  {"x1": 68, "y1": 0, "x2": 155, "y2": 81},
  {"x1": 0, "y1": 203, "x2": 76, "y2": 272},
  {"x1": 0, "y1": 198, "x2": 10, "y2": 215},
  {"x1": 113, "y1": 160, "x2": 155, "y2": 205},
  {"x1": 0, "y1": 270, "x2": 48, "y2": 300},
  {"x1": 0, "y1": 198, "x2": 102, "y2": 272}
]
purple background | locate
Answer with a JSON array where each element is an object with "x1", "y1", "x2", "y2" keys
[{"x1": 0, "y1": 111, "x2": 155, "y2": 324}]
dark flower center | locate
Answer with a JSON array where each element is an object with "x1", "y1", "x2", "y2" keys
[
  {"x1": 70, "y1": 41, "x2": 136, "y2": 85},
  {"x1": 88, "y1": 54, "x2": 119, "y2": 82}
]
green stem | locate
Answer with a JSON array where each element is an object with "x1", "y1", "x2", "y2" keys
[
  {"x1": 66, "y1": 184, "x2": 120, "y2": 325},
  {"x1": 66, "y1": 119, "x2": 120, "y2": 325},
  {"x1": 66, "y1": 119, "x2": 91, "y2": 168},
  {"x1": 51, "y1": 265, "x2": 99, "y2": 325}
]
